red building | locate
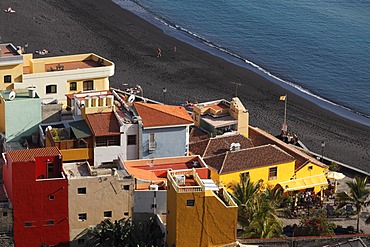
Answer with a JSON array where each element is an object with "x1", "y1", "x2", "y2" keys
[{"x1": 3, "y1": 147, "x2": 69, "y2": 246}]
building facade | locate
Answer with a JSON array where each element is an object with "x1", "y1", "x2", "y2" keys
[
  {"x1": 2, "y1": 147, "x2": 69, "y2": 246},
  {"x1": 0, "y1": 89, "x2": 42, "y2": 142},
  {"x1": 0, "y1": 43, "x2": 114, "y2": 104},
  {"x1": 63, "y1": 161, "x2": 134, "y2": 246},
  {"x1": 166, "y1": 169, "x2": 238, "y2": 247}
]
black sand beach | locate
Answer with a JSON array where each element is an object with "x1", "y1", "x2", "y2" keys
[{"x1": 1, "y1": 0, "x2": 369, "y2": 173}]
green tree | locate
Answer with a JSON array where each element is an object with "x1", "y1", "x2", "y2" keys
[
  {"x1": 243, "y1": 196, "x2": 283, "y2": 238},
  {"x1": 89, "y1": 218, "x2": 132, "y2": 247},
  {"x1": 298, "y1": 211, "x2": 335, "y2": 236},
  {"x1": 231, "y1": 175, "x2": 283, "y2": 238},
  {"x1": 230, "y1": 175, "x2": 261, "y2": 228},
  {"x1": 336, "y1": 176, "x2": 370, "y2": 233}
]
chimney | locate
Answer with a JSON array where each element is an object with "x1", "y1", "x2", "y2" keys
[{"x1": 28, "y1": 86, "x2": 36, "y2": 98}]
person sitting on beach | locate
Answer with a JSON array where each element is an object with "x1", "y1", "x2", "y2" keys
[
  {"x1": 35, "y1": 49, "x2": 50, "y2": 56},
  {"x1": 157, "y1": 47, "x2": 162, "y2": 58},
  {"x1": 4, "y1": 6, "x2": 15, "y2": 13}
]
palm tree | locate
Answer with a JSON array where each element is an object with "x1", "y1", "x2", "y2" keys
[
  {"x1": 230, "y1": 175, "x2": 261, "y2": 228},
  {"x1": 336, "y1": 176, "x2": 370, "y2": 233},
  {"x1": 244, "y1": 196, "x2": 283, "y2": 238}
]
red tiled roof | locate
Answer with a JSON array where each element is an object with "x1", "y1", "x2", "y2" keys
[
  {"x1": 204, "y1": 145, "x2": 295, "y2": 175},
  {"x1": 189, "y1": 126, "x2": 209, "y2": 143},
  {"x1": 190, "y1": 133, "x2": 254, "y2": 157},
  {"x1": 86, "y1": 112, "x2": 120, "y2": 137},
  {"x1": 248, "y1": 126, "x2": 328, "y2": 171},
  {"x1": 7, "y1": 147, "x2": 61, "y2": 162},
  {"x1": 134, "y1": 102, "x2": 194, "y2": 128}
]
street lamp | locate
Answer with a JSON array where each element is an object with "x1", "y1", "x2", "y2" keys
[
  {"x1": 24, "y1": 43, "x2": 28, "y2": 53},
  {"x1": 321, "y1": 141, "x2": 325, "y2": 162},
  {"x1": 230, "y1": 82, "x2": 241, "y2": 97},
  {"x1": 162, "y1": 87, "x2": 167, "y2": 104}
]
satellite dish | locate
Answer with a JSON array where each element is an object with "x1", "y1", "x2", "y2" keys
[
  {"x1": 8, "y1": 91, "x2": 16, "y2": 101},
  {"x1": 128, "y1": 94, "x2": 135, "y2": 103}
]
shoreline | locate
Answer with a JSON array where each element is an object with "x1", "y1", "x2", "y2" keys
[
  {"x1": 0, "y1": 0, "x2": 370, "y2": 173},
  {"x1": 115, "y1": 0, "x2": 370, "y2": 127}
]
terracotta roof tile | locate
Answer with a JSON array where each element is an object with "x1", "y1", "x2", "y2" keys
[
  {"x1": 86, "y1": 112, "x2": 120, "y2": 137},
  {"x1": 7, "y1": 147, "x2": 61, "y2": 162},
  {"x1": 203, "y1": 134, "x2": 254, "y2": 157},
  {"x1": 204, "y1": 145, "x2": 295, "y2": 175},
  {"x1": 189, "y1": 139, "x2": 209, "y2": 156},
  {"x1": 189, "y1": 126, "x2": 209, "y2": 143},
  {"x1": 190, "y1": 133, "x2": 254, "y2": 157},
  {"x1": 134, "y1": 102, "x2": 193, "y2": 128},
  {"x1": 248, "y1": 127, "x2": 328, "y2": 171}
]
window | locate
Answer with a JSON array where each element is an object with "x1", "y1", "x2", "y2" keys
[
  {"x1": 46, "y1": 85, "x2": 57, "y2": 94},
  {"x1": 122, "y1": 185, "x2": 130, "y2": 190},
  {"x1": 187, "y1": 200, "x2": 195, "y2": 206},
  {"x1": 43, "y1": 220, "x2": 54, "y2": 226},
  {"x1": 78, "y1": 213, "x2": 87, "y2": 221},
  {"x1": 24, "y1": 222, "x2": 33, "y2": 227},
  {"x1": 78, "y1": 239, "x2": 85, "y2": 245},
  {"x1": 3, "y1": 212, "x2": 8, "y2": 217},
  {"x1": 47, "y1": 163, "x2": 54, "y2": 178},
  {"x1": 96, "y1": 136, "x2": 120, "y2": 147},
  {"x1": 83, "y1": 80, "x2": 94, "y2": 91},
  {"x1": 127, "y1": 135, "x2": 136, "y2": 145},
  {"x1": 70, "y1": 82, "x2": 77, "y2": 91},
  {"x1": 78, "y1": 187, "x2": 86, "y2": 194},
  {"x1": 308, "y1": 166, "x2": 313, "y2": 171},
  {"x1": 104, "y1": 211, "x2": 112, "y2": 218},
  {"x1": 4, "y1": 75, "x2": 11, "y2": 83},
  {"x1": 268, "y1": 167, "x2": 278, "y2": 180},
  {"x1": 149, "y1": 133, "x2": 156, "y2": 151},
  {"x1": 124, "y1": 212, "x2": 129, "y2": 216},
  {"x1": 49, "y1": 195, "x2": 55, "y2": 200}
]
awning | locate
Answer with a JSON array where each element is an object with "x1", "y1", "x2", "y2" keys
[
  {"x1": 69, "y1": 120, "x2": 92, "y2": 139},
  {"x1": 327, "y1": 171, "x2": 345, "y2": 180},
  {"x1": 278, "y1": 174, "x2": 328, "y2": 192}
]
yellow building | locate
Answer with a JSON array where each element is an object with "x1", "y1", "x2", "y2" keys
[
  {"x1": 0, "y1": 43, "x2": 114, "y2": 105},
  {"x1": 190, "y1": 126, "x2": 329, "y2": 194},
  {"x1": 167, "y1": 169, "x2": 238, "y2": 247},
  {"x1": 192, "y1": 97, "x2": 249, "y2": 137},
  {"x1": 204, "y1": 144, "x2": 296, "y2": 190}
]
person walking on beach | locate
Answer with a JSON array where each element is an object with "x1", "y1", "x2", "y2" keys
[{"x1": 157, "y1": 47, "x2": 162, "y2": 58}]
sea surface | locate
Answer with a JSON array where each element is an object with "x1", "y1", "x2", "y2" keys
[{"x1": 113, "y1": 0, "x2": 370, "y2": 126}]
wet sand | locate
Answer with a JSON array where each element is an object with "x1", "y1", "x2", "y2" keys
[{"x1": 1, "y1": 0, "x2": 369, "y2": 173}]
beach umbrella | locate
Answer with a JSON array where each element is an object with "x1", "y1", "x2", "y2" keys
[{"x1": 327, "y1": 171, "x2": 346, "y2": 180}]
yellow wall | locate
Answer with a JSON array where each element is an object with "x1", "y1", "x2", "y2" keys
[
  {"x1": 0, "y1": 64, "x2": 23, "y2": 90},
  {"x1": 216, "y1": 161, "x2": 296, "y2": 190},
  {"x1": 167, "y1": 182, "x2": 237, "y2": 247},
  {"x1": 61, "y1": 148, "x2": 92, "y2": 162},
  {"x1": 295, "y1": 162, "x2": 327, "y2": 179},
  {"x1": 67, "y1": 78, "x2": 109, "y2": 95},
  {"x1": 229, "y1": 97, "x2": 249, "y2": 137},
  {"x1": 295, "y1": 162, "x2": 328, "y2": 193}
]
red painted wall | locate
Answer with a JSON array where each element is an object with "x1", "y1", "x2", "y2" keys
[{"x1": 3, "y1": 154, "x2": 69, "y2": 247}]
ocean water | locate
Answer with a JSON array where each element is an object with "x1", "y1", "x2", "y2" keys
[{"x1": 113, "y1": 0, "x2": 370, "y2": 125}]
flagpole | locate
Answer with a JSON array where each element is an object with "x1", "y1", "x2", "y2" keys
[{"x1": 284, "y1": 95, "x2": 287, "y2": 127}]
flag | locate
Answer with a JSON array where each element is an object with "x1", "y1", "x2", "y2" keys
[{"x1": 279, "y1": 95, "x2": 286, "y2": 101}]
